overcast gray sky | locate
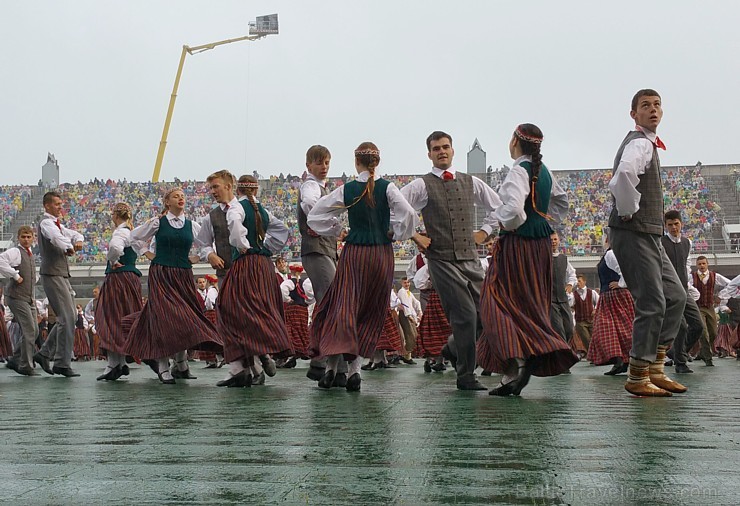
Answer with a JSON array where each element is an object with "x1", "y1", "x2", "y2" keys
[{"x1": 1, "y1": 0, "x2": 738, "y2": 185}]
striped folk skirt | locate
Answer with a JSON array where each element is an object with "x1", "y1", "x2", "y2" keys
[
  {"x1": 74, "y1": 327, "x2": 91, "y2": 358},
  {"x1": 217, "y1": 254, "x2": 292, "y2": 363},
  {"x1": 376, "y1": 308, "x2": 403, "y2": 353},
  {"x1": 715, "y1": 323, "x2": 737, "y2": 354},
  {"x1": 309, "y1": 243, "x2": 394, "y2": 359},
  {"x1": 0, "y1": 317, "x2": 12, "y2": 358},
  {"x1": 477, "y1": 234, "x2": 578, "y2": 376},
  {"x1": 586, "y1": 288, "x2": 634, "y2": 365},
  {"x1": 95, "y1": 271, "x2": 143, "y2": 356},
  {"x1": 196, "y1": 310, "x2": 219, "y2": 362},
  {"x1": 417, "y1": 290, "x2": 452, "y2": 357},
  {"x1": 123, "y1": 264, "x2": 222, "y2": 359},
  {"x1": 284, "y1": 303, "x2": 310, "y2": 358}
]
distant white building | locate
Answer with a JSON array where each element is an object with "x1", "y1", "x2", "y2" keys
[
  {"x1": 467, "y1": 138, "x2": 486, "y2": 174},
  {"x1": 41, "y1": 152, "x2": 59, "y2": 188}
]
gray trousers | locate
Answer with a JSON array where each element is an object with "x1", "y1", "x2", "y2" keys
[
  {"x1": 398, "y1": 313, "x2": 417, "y2": 356},
  {"x1": 302, "y1": 252, "x2": 347, "y2": 372},
  {"x1": 6, "y1": 297, "x2": 38, "y2": 369},
  {"x1": 610, "y1": 228, "x2": 686, "y2": 363},
  {"x1": 39, "y1": 275, "x2": 77, "y2": 369},
  {"x1": 674, "y1": 295, "x2": 706, "y2": 366},
  {"x1": 419, "y1": 289, "x2": 432, "y2": 312},
  {"x1": 427, "y1": 258, "x2": 484, "y2": 383},
  {"x1": 550, "y1": 300, "x2": 574, "y2": 343}
]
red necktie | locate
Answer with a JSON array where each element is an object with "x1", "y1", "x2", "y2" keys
[
  {"x1": 26, "y1": 247, "x2": 32, "y2": 257},
  {"x1": 654, "y1": 137, "x2": 666, "y2": 150},
  {"x1": 295, "y1": 279, "x2": 307, "y2": 300},
  {"x1": 442, "y1": 171, "x2": 454, "y2": 181},
  {"x1": 54, "y1": 219, "x2": 62, "y2": 230},
  {"x1": 224, "y1": 204, "x2": 230, "y2": 210}
]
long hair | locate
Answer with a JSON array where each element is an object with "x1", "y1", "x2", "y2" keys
[
  {"x1": 514, "y1": 124, "x2": 550, "y2": 220},
  {"x1": 349, "y1": 142, "x2": 380, "y2": 208},
  {"x1": 237, "y1": 175, "x2": 265, "y2": 242}
]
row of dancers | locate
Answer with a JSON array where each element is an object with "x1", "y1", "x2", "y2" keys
[{"x1": 0, "y1": 88, "x2": 715, "y2": 396}]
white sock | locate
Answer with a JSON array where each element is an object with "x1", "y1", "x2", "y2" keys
[
  {"x1": 501, "y1": 358, "x2": 525, "y2": 384},
  {"x1": 160, "y1": 368, "x2": 174, "y2": 381},
  {"x1": 348, "y1": 356, "x2": 363, "y2": 376},
  {"x1": 174, "y1": 351, "x2": 188, "y2": 371},
  {"x1": 228, "y1": 360, "x2": 245, "y2": 377},
  {"x1": 157, "y1": 358, "x2": 170, "y2": 374}
]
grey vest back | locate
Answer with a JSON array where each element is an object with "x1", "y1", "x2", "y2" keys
[
  {"x1": 420, "y1": 172, "x2": 477, "y2": 262},
  {"x1": 298, "y1": 182, "x2": 337, "y2": 259},
  {"x1": 551, "y1": 254, "x2": 568, "y2": 303},
  {"x1": 38, "y1": 219, "x2": 70, "y2": 277},
  {"x1": 608, "y1": 130, "x2": 664, "y2": 235},
  {"x1": 660, "y1": 235, "x2": 690, "y2": 288},
  {"x1": 209, "y1": 206, "x2": 233, "y2": 277},
  {"x1": 6, "y1": 246, "x2": 36, "y2": 303}
]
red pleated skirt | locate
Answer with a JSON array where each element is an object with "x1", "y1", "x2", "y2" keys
[
  {"x1": 96, "y1": 271, "x2": 143, "y2": 355},
  {"x1": 217, "y1": 254, "x2": 292, "y2": 363},
  {"x1": 0, "y1": 317, "x2": 12, "y2": 358},
  {"x1": 309, "y1": 243, "x2": 394, "y2": 359},
  {"x1": 715, "y1": 324, "x2": 737, "y2": 354},
  {"x1": 284, "y1": 303, "x2": 310, "y2": 357},
  {"x1": 74, "y1": 327, "x2": 91, "y2": 358},
  {"x1": 477, "y1": 234, "x2": 578, "y2": 376},
  {"x1": 417, "y1": 290, "x2": 451, "y2": 357},
  {"x1": 123, "y1": 264, "x2": 223, "y2": 359},
  {"x1": 376, "y1": 308, "x2": 403, "y2": 352},
  {"x1": 586, "y1": 288, "x2": 634, "y2": 365}
]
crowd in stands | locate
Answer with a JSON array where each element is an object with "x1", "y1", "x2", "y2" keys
[
  {"x1": 0, "y1": 165, "x2": 724, "y2": 261},
  {"x1": 0, "y1": 186, "x2": 33, "y2": 239}
]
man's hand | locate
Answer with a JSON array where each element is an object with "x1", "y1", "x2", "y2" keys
[
  {"x1": 412, "y1": 233, "x2": 431, "y2": 253},
  {"x1": 74, "y1": 241, "x2": 83, "y2": 251},
  {"x1": 207, "y1": 252, "x2": 225, "y2": 270},
  {"x1": 188, "y1": 255, "x2": 200, "y2": 265},
  {"x1": 473, "y1": 230, "x2": 487, "y2": 245},
  {"x1": 65, "y1": 248, "x2": 75, "y2": 256},
  {"x1": 565, "y1": 284, "x2": 573, "y2": 294},
  {"x1": 110, "y1": 262, "x2": 123, "y2": 270},
  {"x1": 143, "y1": 251, "x2": 155, "y2": 261},
  {"x1": 608, "y1": 281, "x2": 620, "y2": 290},
  {"x1": 16, "y1": 276, "x2": 23, "y2": 285}
]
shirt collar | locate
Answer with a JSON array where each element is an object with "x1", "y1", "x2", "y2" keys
[
  {"x1": 513, "y1": 155, "x2": 532, "y2": 167},
  {"x1": 44, "y1": 212, "x2": 59, "y2": 221},
  {"x1": 307, "y1": 173, "x2": 326, "y2": 188},
  {"x1": 221, "y1": 197, "x2": 240, "y2": 211},
  {"x1": 356, "y1": 171, "x2": 380, "y2": 182},
  {"x1": 431, "y1": 167, "x2": 456, "y2": 178},
  {"x1": 665, "y1": 232, "x2": 682, "y2": 244},
  {"x1": 166, "y1": 211, "x2": 184, "y2": 221},
  {"x1": 635, "y1": 125, "x2": 658, "y2": 143}
]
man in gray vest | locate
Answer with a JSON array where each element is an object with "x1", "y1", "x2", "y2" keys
[
  {"x1": 0, "y1": 226, "x2": 39, "y2": 376},
  {"x1": 35, "y1": 191, "x2": 84, "y2": 377},
  {"x1": 661, "y1": 210, "x2": 706, "y2": 374},
  {"x1": 608, "y1": 89, "x2": 687, "y2": 397},
  {"x1": 401, "y1": 131, "x2": 502, "y2": 390},
  {"x1": 549, "y1": 232, "x2": 576, "y2": 343},
  {"x1": 298, "y1": 145, "x2": 348, "y2": 386}
]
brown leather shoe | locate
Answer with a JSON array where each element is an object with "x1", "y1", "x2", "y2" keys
[
  {"x1": 624, "y1": 380, "x2": 672, "y2": 397},
  {"x1": 650, "y1": 374, "x2": 687, "y2": 393}
]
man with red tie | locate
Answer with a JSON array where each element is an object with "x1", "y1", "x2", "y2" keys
[
  {"x1": 608, "y1": 89, "x2": 687, "y2": 397},
  {"x1": 35, "y1": 191, "x2": 85, "y2": 377},
  {"x1": 692, "y1": 255, "x2": 731, "y2": 364},
  {"x1": 0, "y1": 226, "x2": 39, "y2": 376}
]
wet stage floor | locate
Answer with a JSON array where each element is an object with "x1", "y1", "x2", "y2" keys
[{"x1": 1, "y1": 358, "x2": 739, "y2": 505}]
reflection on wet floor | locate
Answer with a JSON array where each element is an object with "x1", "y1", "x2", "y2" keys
[{"x1": 1, "y1": 359, "x2": 738, "y2": 505}]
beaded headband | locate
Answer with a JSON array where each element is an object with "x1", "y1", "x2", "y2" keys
[
  {"x1": 163, "y1": 187, "x2": 183, "y2": 200},
  {"x1": 514, "y1": 126, "x2": 543, "y2": 145},
  {"x1": 237, "y1": 182, "x2": 259, "y2": 189},
  {"x1": 355, "y1": 149, "x2": 380, "y2": 157}
]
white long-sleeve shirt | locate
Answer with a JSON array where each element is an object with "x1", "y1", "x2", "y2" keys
[
  {"x1": 195, "y1": 197, "x2": 242, "y2": 260},
  {"x1": 691, "y1": 269, "x2": 731, "y2": 290},
  {"x1": 553, "y1": 251, "x2": 577, "y2": 288},
  {"x1": 307, "y1": 171, "x2": 418, "y2": 241},
  {"x1": 397, "y1": 286, "x2": 422, "y2": 320},
  {"x1": 413, "y1": 264, "x2": 432, "y2": 291},
  {"x1": 84, "y1": 299, "x2": 96, "y2": 324},
  {"x1": 205, "y1": 286, "x2": 218, "y2": 310},
  {"x1": 495, "y1": 155, "x2": 569, "y2": 230},
  {"x1": 280, "y1": 278, "x2": 315, "y2": 305},
  {"x1": 389, "y1": 289, "x2": 401, "y2": 310},
  {"x1": 570, "y1": 286, "x2": 599, "y2": 309},
  {"x1": 299, "y1": 173, "x2": 327, "y2": 216},
  {"x1": 608, "y1": 126, "x2": 659, "y2": 218},
  {"x1": 107, "y1": 223, "x2": 139, "y2": 265},
  {"x1": 604, "y1": 250, "x2": 627, "y2": 288},
  {"x1": 39, "y1": 212, "x2": 84, "y2": 252},
  {"x1": 400, "y1": 167, "x2": 502, "y2": 236},
  {"x1": 0, "y1": 247, "x2": 25, "y2": 281},
  {"x1": 226, "y1": 200, "x2": 290, "y2": 253},
  {"x1": 131, "y1": 211, "x2": 204, "y2": 256},
  {"x1": 718, "y1": 274, "x2": 740, "y2": 301}
]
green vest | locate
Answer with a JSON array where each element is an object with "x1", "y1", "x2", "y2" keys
[
  {"x1": 344, "y1": 178, "x2": 392, "y2": 245},
  {"x1": 501, "y1": 161, "x2": 554, "y2": 239},
  {"x1": 233, "y1": 200, "x2": 272, "y2": 259},
  {"x1": 152, "y1": 216, "x2": 194, "y2": 269},
  {"x1": 106, "y1": 245, "x2": 142, "y2": 276}
]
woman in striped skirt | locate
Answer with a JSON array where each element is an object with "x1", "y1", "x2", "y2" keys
[
  {"x1": 95, "y1": 203, "x2": 143, "y2": 381},
  {"x1": 279, "y1": 264, "x2": 314, "y2": 366},
  {"x1": 73, "y1": 305, "x2": 91, "y2": 360},
  {"x1": 0, "y1": 293, "x2": 12, "y2": 361},
  {"x1": 413, "y1": 264, "x2": 452, "y2": 373},
  {"x1": 477, "y1": 124, "x2": 577, "y2": 396},
  {"x1": 714, "y1": 308, "x2": 736, "y2": 358},
  {"x1": 123, "y1": 188, "x2": 222, "y2": 384},
  {"x1": 363, "y1": 289, "x2": 405, "y2": 370},
  {"x1": 307, "y1": 142, "x2": 417, "y2": 391},
  {"x1": 215, "y1": 175, "x2": 292, "y2": 388},
  {"x1": 587, "y1": 235, "x2": 634, "y2": 375}
]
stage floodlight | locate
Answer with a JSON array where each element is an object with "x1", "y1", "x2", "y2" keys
[{"x1": 249, "y1": 14, "x2": 279, "y2": 36}]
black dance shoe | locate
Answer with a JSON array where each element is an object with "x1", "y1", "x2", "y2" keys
[
  {"x1": 33, "y1": 353, "x2": 54, "y2": 375},
  {"x1": 52, "y1": 366, "x2": 80, "y2": 377},
  {"x1": 306, "y1": 366, "x2": 325, "y2": 381},
  {"x1": 423, "y1": 360, "x2": 432, "y2": 373},
  {"x1": 361, "y1": 362, "x2": 374, "y2": 371},
  {"x1": 260, "y1": 355, "x2": 277, "y2": 377},
  {"x1": 457, "y1": 379, "x2": 488, "y2": 391},
  {"x1": 346, "y1": 373, "x2": 361, "y2": 392},
  {"x1": 431, "y1": 361, "x2": 446, "y2": 372},
  {"x1": 489, "y1": 365, "x2": 531, "y2": 396},
  {"x1": 441, "y1": 344, "x2": 457, "y2": 371},
  {"x1": 318, "y1": 370, "x2": 336, "y2": 389},
  {"x1": 16, "y1": 365, "x2": 37, "y2": 376},
  {"x1": 675, "y1": 364, "x2": 694, "y2": 374},
  {"x1": 216, "y1": 370, "x2": 251, "y2": 388},
  {"x1": 333, "y1": 372, "x2": 347, "y2": 388},
  {"x1": 604, "y1": 358, "x2": 627, "y2": 376},
  {"x1": 142, "y1": 359, "x2": 160, "y2": 376},
  {"x1": 97, "y1": 365, "x2": 122, "y2": 381},
  {"x1": 121, "y1": 365, "x2": 130, "y2": 376},
  {"x1": 171, "y1": 367, "x2": 197, "y2": 379},
  {"x1": 253, "y1": 371, "x2": 266, "y2": 386}
]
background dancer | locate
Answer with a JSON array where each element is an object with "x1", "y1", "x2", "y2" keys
[
  {"x1": 280, "y1": 263, "x2": 314, "y2": 368},
  {"x1": 570, "y1": 274, "x2": 598, "y2": 360},
  {"x1": 413, "y1": 262, "x2": 452, "y2": 373}
]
